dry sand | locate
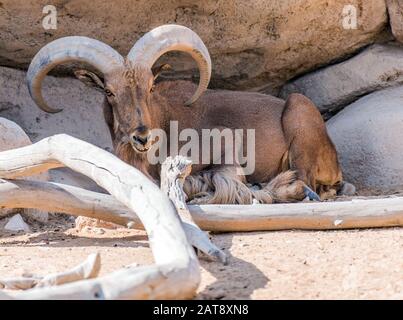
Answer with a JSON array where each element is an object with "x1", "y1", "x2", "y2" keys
[{"x1": 0, "y1": 213, "x2": 402, "y2": 299}]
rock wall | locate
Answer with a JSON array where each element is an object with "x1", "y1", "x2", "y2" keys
[
  {"x1": 387, "y1": 0, "x2": 403, "y2": 43},
  {"x1": 0, "y1": 0, "x2": 388, "y2": 93}
]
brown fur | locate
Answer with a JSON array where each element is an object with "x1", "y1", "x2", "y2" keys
[{"x1": 76, "y1": 63, "x2": 346, "y2": 204}]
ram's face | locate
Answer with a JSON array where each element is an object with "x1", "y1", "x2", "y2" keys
[{"x1": 104, "y1": 66, "x2": 154, "y2": 154}]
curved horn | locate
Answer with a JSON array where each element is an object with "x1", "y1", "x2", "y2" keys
[
  {"x1": 27, "y1": 36, "x2": 124, "y2": 113},
  {"x1": 127, "y1": 25, "x2": 211, "y2": 105}
]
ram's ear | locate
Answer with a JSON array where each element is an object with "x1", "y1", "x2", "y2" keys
[
  {"x1": 152, "y1": 64, "x2": 172, "y2": 80},
  {"x1": 74, "y1": 70, "x2": 105, "y2": 91}
]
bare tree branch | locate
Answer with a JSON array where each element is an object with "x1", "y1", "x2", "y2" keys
[
  {"x1": 0, "y1": 134, "x2": 200, "y2": 300},
  {"x1": 161, "y1": 156, "x2": 227, "y2": 264}
]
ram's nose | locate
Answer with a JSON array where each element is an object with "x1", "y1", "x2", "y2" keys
[
  {"x1": 130, "y1": 126, "x2": 151, "y2": 149},
  {"x1": 132, "y1": 133, "x2": 150, "y2": 146}
]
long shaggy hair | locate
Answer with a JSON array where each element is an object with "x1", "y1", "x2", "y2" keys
[
  {"x1": 184, "y1": 168, "x2": 306, "y2": 205},
  {"x1": 114, "y1": 136, "x2": 155, "y2": 181}
]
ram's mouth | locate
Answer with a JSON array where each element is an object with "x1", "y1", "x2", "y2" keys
[{"x1": 132, "y1": 143, "x2": 150, "y2": 153}]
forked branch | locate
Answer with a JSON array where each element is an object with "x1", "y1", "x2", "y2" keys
[
  {"x1": 161, "y1": 156, "x2": 227, "y2": 264},
  {"x1": 0, "y1": 134, "x2": 199, "y2": 299}
]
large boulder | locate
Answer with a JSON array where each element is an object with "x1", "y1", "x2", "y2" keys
[
  {"x1": 327, "y1": 86, "x2": 403, "y2": 193},
  {"x1": 0, "y1": 117, "x2": 49, "y2": 221},
  {"x1": 0, "y1": 0, "x2": 387, "y2": 93},
  {"x1": 0, "y1": 66, "x2": 111, "y2": 192},
  {"x1": 280, "y1": 44, "x2": 403, "y2": 114},
  {"x1": 387, "y1": 0, "x2": 403, "y2": 43}
]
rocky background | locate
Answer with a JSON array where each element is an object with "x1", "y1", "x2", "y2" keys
[{"x1": 0, "y1": 0, "x2": 403, "y2": 193}]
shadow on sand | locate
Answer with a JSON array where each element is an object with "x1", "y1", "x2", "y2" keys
[{"x1": 197, "y1": 232, "x2": 269, "y2": 300}]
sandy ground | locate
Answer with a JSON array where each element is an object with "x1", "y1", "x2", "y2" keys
[{"x1": 0, "y1": 213, "x2": 402, "y2": 299}]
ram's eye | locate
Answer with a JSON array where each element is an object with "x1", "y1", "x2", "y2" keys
[
  {"x1": 150, "y1": 84, "x2": 155, "y2": 93},
  {"x1": 105, "y1": 89, "x2": 114, "y2": 97}
]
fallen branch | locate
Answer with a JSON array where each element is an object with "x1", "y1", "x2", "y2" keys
[
  {"x1": 0, "y1": 178, "x2": 225, "y2": 262},
  {"x1": 0, "y1": 134, "x2": 199, "y2": 299},
  {"x1": 0, "y1": 178, "x2": 402, "y2": 232},
  {"x1": 190, "y1": 198, "x2": 403, "y2": 231},
  {"x1": 161, "y1": 156, "x2": 227, "y2": 264},
  {"x1": 0, "y1": 179, "x2": 141, "y2": 228},
  {"x1": 0, "y1": 253, "x2": 100, "y2": 290}
]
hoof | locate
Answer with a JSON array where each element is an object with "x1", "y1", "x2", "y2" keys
[{"x1": 303, "y1": 186, "x2": 321, "y2": 201}]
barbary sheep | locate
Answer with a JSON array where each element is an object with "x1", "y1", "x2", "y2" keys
[{"x1": 27, "y1": 24, "x2": 354, "y2": 204}]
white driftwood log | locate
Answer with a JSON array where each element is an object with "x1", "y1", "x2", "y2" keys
[
  {"x1": 0, "y1": 134, "x2": 199, "y2": 299},
  {"x1": 190, "y1": 198, "x2": 403, "y2": 231},
  {"x1": 161, "y1": 156, "x2": 227, "y2": 264},
  {"x1": 1, "y1": 178, "x2": 402, "y2": 232},
  {"x1": 0, "y1": 178, "x2": 225, "y2": 262},
  {"x1": 0, "y1": 179, "x2": 141, "y2": 228},
  {"x1": 0, "y1": 253, "x2": 100, "y2": 290}
]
